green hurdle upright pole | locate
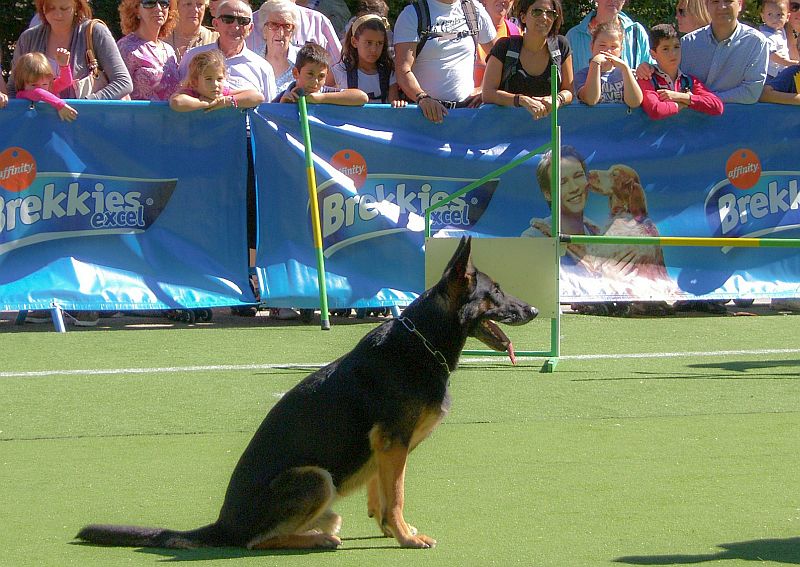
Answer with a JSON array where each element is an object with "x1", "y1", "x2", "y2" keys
[
  {"x1": 297, "y1": 92, "x2": 331, "y2": 330},
  {"x1": 547, "y1": 63, "x2": 561, "y2": 372}
]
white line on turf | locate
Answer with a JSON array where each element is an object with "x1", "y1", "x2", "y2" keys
[{"x1": 2, "y1": 348, "x2": 799, "y2": 379}]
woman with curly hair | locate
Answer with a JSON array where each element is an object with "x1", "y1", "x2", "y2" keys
[{"x1": 118, "y1": 0, "x2": 181, "y2": 100}]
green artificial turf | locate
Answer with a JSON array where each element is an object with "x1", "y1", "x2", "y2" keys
[{"x1": 1, "y1": 312, "x2": 799, "y2": 566}]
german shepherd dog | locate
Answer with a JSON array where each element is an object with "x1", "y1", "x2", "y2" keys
[{"x1": 76, "y1": 237, "x2": 537, "y2": 551}]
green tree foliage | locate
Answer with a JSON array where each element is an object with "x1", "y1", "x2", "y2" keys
[{"x1": 0, "y1": 0, "x2": 765, "y2": 77}]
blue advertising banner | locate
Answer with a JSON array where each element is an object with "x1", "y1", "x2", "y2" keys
[
  {"x1": 0, "y1": 100, "x2": 254, "y2": 311},
  {"x1": 253, "y1": 103, "x2": 800, "y2": 304},
  {"x1": 251, "y1": 103, "x2": 548, "y2": 308}
]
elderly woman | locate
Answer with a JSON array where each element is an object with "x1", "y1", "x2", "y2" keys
[
  {"x1": 118, "y1": 0, "x2": 181, "y2": 100},
  {"x1": 256, "y1": 0, "x2": 300, "y2": 92},
  {"x1": 8, "y1": 0, "x2": 132, "y2": 100},
  {"x1": 565, "y1": 0, "x2": 651, "y2": 74},
  {"x1": 166, "y1": 0, "x2": 219, "y2": 62}
]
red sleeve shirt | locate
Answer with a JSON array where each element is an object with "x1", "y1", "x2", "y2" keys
[{"x1": 638, "y1": 67, "x2": 723, "y2": 120}]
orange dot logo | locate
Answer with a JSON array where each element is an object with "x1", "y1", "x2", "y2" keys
[
  {"x1": 330, "y1": 150, "x2": 367, "y2": 190},
  {"x1": 725, "y1": 148, "x2": 761, "y2": 190},
  {"x1": 0, "y1": 147, "x2": 37, "y2": 192}
]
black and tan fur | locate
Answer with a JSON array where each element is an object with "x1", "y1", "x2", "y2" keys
[{"x1": 76, "y1": 237, "x2": 537, "y2": 550}]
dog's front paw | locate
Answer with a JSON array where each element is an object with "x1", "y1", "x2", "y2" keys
[{"x1": 398, "y1": 533, "x2": 436, "y2": 549}]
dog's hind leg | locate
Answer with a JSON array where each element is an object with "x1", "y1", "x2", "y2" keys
[
  {"x1": 311, "y1": 509, "x2": 342, "y2": 536},
  {"x1": 247, "y1": 467, "x2": 341, "y2": 550}
]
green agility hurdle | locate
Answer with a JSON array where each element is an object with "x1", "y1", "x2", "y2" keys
[
  {"x1": 424, "y1": 66, "x2": 564, "y2": 373},
  {"x1": 423, "y1": 67, "x2": 800, "y2": 373}
]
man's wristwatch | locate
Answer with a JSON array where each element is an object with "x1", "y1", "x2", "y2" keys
[{"x1": 415, "y1": 91, "x2": 431, "y2": 102}]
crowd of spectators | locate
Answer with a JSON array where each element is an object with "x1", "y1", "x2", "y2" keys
[
  {"x1": 0, "y1": 0, "x2": 798, "y2": 322},
  {"x1": 1, "y1": 0, "x2": 796, "y2": 119}
]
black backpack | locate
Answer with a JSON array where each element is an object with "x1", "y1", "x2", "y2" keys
[
  {"x1": 411, "y1": 0, "x2": 480, "y2": 57},
  {"x1": 499, "y1": 35, "x2": 562, "y2": 91},
  {"x1": 345, "y1": 63, "x2": 392, "y2": 103}
]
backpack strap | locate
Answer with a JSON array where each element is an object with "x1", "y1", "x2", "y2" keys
[
  {"x1": 412, "y1": 0, "x2": 432, "y2": 57},
  {"x1": 346, "y1": 64, "x2": 358, "y2": 89},
  {"x1": 546, "y1": 36, "x2": 562, "y2": 84},
  {"x1": 460, "y1": 0, "x2": 480, "y2": 52},
  {"x1": 378, "y1": 64, "x2": 391, "y2": 103},
  {"x1": 500, "y1": 35, "x2": 523, "y2": 91}
]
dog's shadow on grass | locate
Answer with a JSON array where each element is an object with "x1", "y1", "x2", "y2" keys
[
  {"x1": 90, "y1": 535, "x2": 399, "y2": 562},
  {"x1": 613, "y1": 537, "x2": 800, "y2": 564}
]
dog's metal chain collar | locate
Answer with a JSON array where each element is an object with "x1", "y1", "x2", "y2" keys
[{"x1": 397, "y1": 316, "x2": 451, "y2": 374}]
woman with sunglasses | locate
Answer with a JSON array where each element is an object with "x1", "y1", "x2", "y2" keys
[
  {"x1": 256, "y1": 0, "x2": 300, "y2": 92},
  {"x1": 118, "y1": 0, "x2": 182, "y2": 100},
  {"x1": 166, "y1": 0, "x2": 219, "y2": 63},
  {"x1": 7, "y1": 0, "x2": 132, "y2": 100},
  {"x1": 675, "y1": 0, "x2": 710, "y2": 34},
  {"x1": 481, "y1": 0, "x2": 573, "y2": 120},
  {"x1": 565, "y1": 0, "x2": 652, "y2": 74}
]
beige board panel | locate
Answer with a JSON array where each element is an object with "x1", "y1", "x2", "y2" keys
[{"x1": 425, "y1": 237, "x2": 558, "y2": 319}]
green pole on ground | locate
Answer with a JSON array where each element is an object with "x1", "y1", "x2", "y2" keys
[
  {"x1": 547, "y1": 64, "x2": 561, "y2": 372},
  {"x1": 297, "y1": 92, "x2": 331, "y2": 330}
]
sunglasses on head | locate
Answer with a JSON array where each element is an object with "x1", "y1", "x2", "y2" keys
[
  {"x1": 141, "y1": 0, "x2": 170, "y2": 9},
  {"x1": 218, "y1": 14, "x2": 252, "y2": 25},
  {"x1": 792, "y1": 2, "x2": 800, "y2": 12},
  {"x1": 530, "y1": 7, "x2": 558, "y2": 19}
]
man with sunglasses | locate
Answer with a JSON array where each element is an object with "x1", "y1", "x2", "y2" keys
[
  {"x1": 679, "y1": 0, "x2": 769, "y2": 103},
  {"x1": 179, "y1": 0, "x2": 276, "y2": 100}
]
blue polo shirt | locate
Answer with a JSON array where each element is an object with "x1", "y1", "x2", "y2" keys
[{"x1": 680, "y1": 23, "x2": 769, "y2": 104}]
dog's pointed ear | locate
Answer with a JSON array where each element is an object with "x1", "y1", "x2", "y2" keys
[{"x1": 442, "y1": 236, "x2": 476, "y2": 290}]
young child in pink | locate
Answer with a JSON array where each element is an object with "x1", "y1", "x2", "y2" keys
[
  {"x1": 169, "y1": 49, "x2": 263, "y2": 111},
  {"x1": 637, "y1": 24, "x2": 722, "y2": 120},
  {"x1": 13, "y1": 49, "x2": 78, "y2": 122}
]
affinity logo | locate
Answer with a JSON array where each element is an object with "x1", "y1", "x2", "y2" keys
[
  {"x1": 330, "y1": 149, "x2": 367, "y2": 189},
  {"x1": 0, "y1": 162, "x2": 177, "y2": 255},
  {"x1": 0, "y1": 147, "x2": 37, "y2": 192},
  {"x1": 725, "y1": 148, "x2": 761, "y2": 190}
]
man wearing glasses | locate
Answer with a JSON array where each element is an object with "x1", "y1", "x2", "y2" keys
[
  {"x1": 179, "y1": 0, "x2": 277, "y2": 100},
  {"x1": 679, "y1": 0, "x2": 769, "y2": 103}
]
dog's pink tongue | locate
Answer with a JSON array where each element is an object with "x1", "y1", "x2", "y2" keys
[{"x1": 507, "y1": 342, "x2": 516, "y2": 365}]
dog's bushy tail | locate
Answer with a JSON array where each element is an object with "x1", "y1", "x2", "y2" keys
[{"x1": 75, "y1": 522, "x2": 224, "y2": 549}]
